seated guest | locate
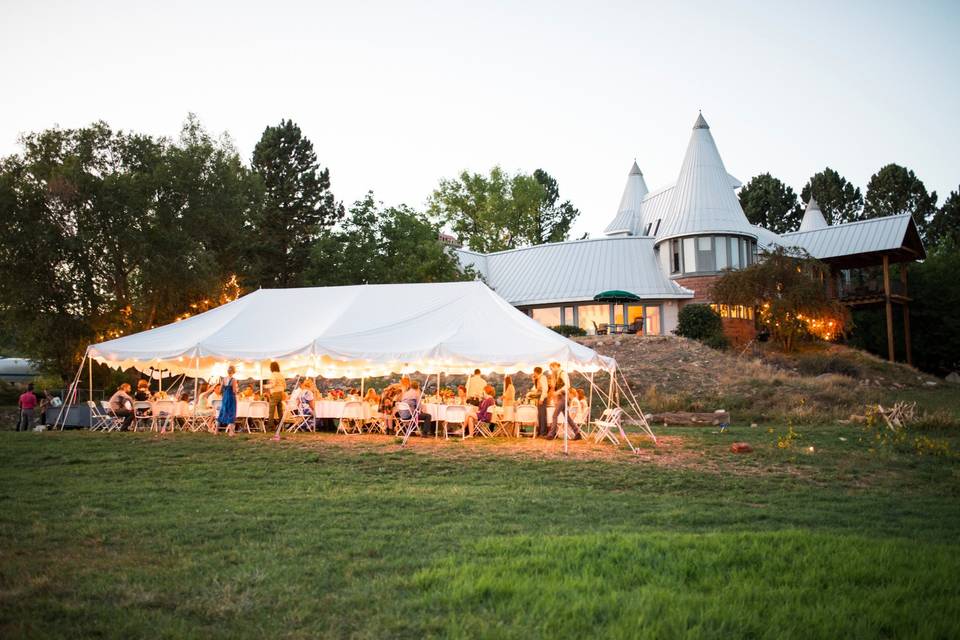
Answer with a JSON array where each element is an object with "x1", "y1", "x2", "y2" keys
[
  {"x1": 298, "y1": 378, "x2": 317, "y2": 430},
  {"x1": 198, "y1": 383, "x2": 222, "y2": 413},
  {"x1": 240, "y1": 385, "x2": 255, "y2": 400},
  {"x1": 108, "y1": 383, "x2": 135, "y2": 430},
  {"x1": 380, "y1": 377, "x2": 409, "y2": 431},
  {"x1": 398, "y1": 381, "x2": 433, "y2": 436},
  {"x1": 364, "y1": 388, "x2": 380, "y2": 405},
  {"x1": 502, "y1": 375, "x2": 515, "y2": 407},
  {"x1": 465, "y1": 369, "x2": 486, "y2": 404},
  {"x1": 134, "y1": 379, "x2": 151, "y2": 402},
  {"x1": 465, "y1": 385, "x2": 496, "y2": 436},
  {"x1": 454, "y1": 385, "x2": 467, "y2": 405}
]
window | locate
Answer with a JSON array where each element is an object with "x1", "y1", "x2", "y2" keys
[
  {"x1": 683, "y1": 238, "x2": 696, "y2": 273},
  {"x1": 671, "y1": 239, "x2": 681, "y2": 274},
  {"x1": 653, "y1": 219, "x2": 661, "y2": 235},
  {"x1": 643, "y1": 222, "x2": 652, "y2": 235},
  {"x1": 577, "y1": 304, "x2": 611, "y2": 335},
  {"x1": 696, "y1": 236, "x2": 715, "y2": 272},
  {"x1": 644, "y1": 306, "x2": 661, "y2": 335},
  {"x1": 531, "y1": 307, "x2": 561, "y2": 327},
  {"x1": 729, "y1": 237, "x2": 741, "y2": 268},
  {"x1": 739, "y1": 239, "x2": 747, "y2": 267},
  {"x1": 716, "y1": 235, "x2": 727, "y2": 269}
]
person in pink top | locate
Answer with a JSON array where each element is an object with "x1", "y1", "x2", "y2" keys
[{"x1": 18, "y1": 383, "x2": 37, "y2": 432}]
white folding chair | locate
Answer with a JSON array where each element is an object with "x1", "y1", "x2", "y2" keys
[
  {"x1": 337, "y1": 401, "x2": 366, "y2": 435},
  {"x1": 592, "y1": 408, "x2": 624, "y2": 445},
  {"x1": 443, "y1": 405, "x2": 469, "y2": 440},
  {"x1": 153, "y1": 400, "x2": 176, "y2": 433},
  {"x1": 88, "y1": 400, "x2": 111, "y2": 431},
  {"x1": 133, "y1": 401, "x2": 154, "y2": 432},
  {"x1": 247, "y1": 401, "x2": 269, "y2": 432},
  {"x1": 97, "y1": 400, "x2": 125, "y2": 432},
  {"x1": 491, "y1": 405, "x2": 514, "y2": 437},
  {"x1": 366, "y1": 406, "x2": 387, "y2": 435},
  {"x1": 396, "y1": 402, "x2": 421, "y2": 441},
  {"x1": 473, "y1": 406, "x2": 494, "y2": 438},
  {"x1": 282, "y1": 405, "x2": 312, "y2": 433},
  {"x1": 514, "y1": 404, "x2": 539, "y2": 438}
]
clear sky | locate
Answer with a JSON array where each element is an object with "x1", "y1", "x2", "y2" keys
[{"x1": 2, "y1": 0, "x2": 958, "y2": 237}]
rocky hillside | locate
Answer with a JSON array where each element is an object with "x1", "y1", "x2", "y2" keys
[{"x1": 575, "y1": 335, "x2": 951, "y2": 424}]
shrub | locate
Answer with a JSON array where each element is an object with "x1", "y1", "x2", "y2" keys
[
  {"x1": 702, "y1": 333, "x2": 730, "y2": 351},
  {"x1": 550, "y1": 324, "x2": 586, "y2": 337},
  {"x1": 675, "y1": 304, "x2": 723, "y2": 341},
  {"x1": 793, "y1": 354, "x2": 862, "y2": 379}
]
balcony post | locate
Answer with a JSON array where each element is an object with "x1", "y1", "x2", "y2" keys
[
  {"x1": 883, "y1": 255, "x2": 895, "y2": 362},
  {"x1": 901, "y1": 264, "x2": 912, "y2": 366}
]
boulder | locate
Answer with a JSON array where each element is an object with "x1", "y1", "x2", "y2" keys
[
  {"x1": 730, "y1": 442, "x2": 753, "y2": 454},
  {"x1": 946, "y1": 372, "x2": 960, "y2": 385}
]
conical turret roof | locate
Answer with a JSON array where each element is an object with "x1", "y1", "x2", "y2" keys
[
  {"x1": 605, "y1": 160, "x2": 650, "y2": 235},
  {"x1": 654, "y1": 113, "x2": 757, "y2": 242},
  {"x1": 798, "y1": 197, "x2": 828, "y2": 232}
]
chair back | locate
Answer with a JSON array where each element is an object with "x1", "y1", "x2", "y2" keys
[
  {"x1": 342, "y1": 401, "x2": 365, "y2": 420},
  {"x1": 395, "y1": 401, "x2": 415, "y2": 421},
  {"x1": 212, "y1": 399, "x2": 222, "y2": 412},
  {"x1": 154, "y1": 400, "x2": 175, "y2": 416},
  {"x1": 444, "y1": 404, "x2": 468, "y2": 424},
  {"x1": 86, "y1": 400, "x2": 99, "y2": 413},
  {"x1": 133, "y1": 401, "x2": 152, "y2": 416},
  {"x1": 514, "y1": 404, "x2": 538, "y2": 424},
  {"x1": 248, "y1": 401, "x2": 269, "y2": 419}
]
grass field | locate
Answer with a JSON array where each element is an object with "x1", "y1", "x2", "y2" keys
[{"x1": 2, "y1": 421, "x2": 960, "y2": 638}]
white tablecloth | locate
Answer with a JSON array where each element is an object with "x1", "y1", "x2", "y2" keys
[{"x1": 423, "y1": 403, "x2": 477, "y2": 421}]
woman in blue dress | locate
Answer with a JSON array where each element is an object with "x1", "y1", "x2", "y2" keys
[{"x1": 217, "y1": 365, "x2": 239, "y2": 436}]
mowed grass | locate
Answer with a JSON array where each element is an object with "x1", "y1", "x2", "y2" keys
[{"x1": 1, "y1": 425, "x2": 959, "y2": 639}]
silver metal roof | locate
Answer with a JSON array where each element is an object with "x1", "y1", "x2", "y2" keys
[
  {"x1": 798, "y1": 197, "x2": 828, "y2": 232},
  {"x1": 455, "y1": 237, "x2": 693, "y2": 306},
  {"x1": 780, "y1": 214, "x2": 917, "y2": 260},
  {"x1": 605, "y1": 161, "x2": 650, "y2": 235},
  {"x1": 603, "y1": 114, "x2": 755, "y2": 242}
]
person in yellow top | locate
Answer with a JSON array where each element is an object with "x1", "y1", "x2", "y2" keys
[{"x1": 266, "y1": 362, "x2": 287, "y2": 430}]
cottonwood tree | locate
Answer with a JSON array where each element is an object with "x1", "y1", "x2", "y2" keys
[
  {"x1": 248, "y1": 119, "x2": 343, "y2": 287},
  {"x1": 308, "y1": 193, "x2": 472, "y2": 286},
  {"x1": 428, "y1": 166, "x2": 579, "y2": 252},
  {"x1": 800, "y1": 168, "x2": 864, "y2": 225},
  {"x1": 737, "y1": 173, "x2": 802, "y2": 233},
  {"x1": 864, "y1": 164, "x2": 937, "y2": 239},
  {"x1": 711, "y1": 246, "x2": 849, "y2": 352}
]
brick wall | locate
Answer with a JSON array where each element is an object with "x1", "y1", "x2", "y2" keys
[{"x1": 674, "y1": 274, "x2": 756, "y2": 345}]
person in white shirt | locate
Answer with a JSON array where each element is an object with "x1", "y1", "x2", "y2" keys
[
  {"x1": 465, "y1": 369, "x2": 486, "y2": 404},
  {"x1": 546, "y1": 361, "x2": 582, "y2": 440}
]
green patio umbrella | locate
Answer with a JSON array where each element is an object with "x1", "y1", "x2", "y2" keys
[{"x1": 593, "y1": 290, "x2": 641, "y2": 302}]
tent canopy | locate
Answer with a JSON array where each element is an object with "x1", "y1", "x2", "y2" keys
[{"x1": 87, "y1": 281, "x2": 616, "y2": 379}]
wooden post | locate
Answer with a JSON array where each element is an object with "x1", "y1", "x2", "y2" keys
[
  {"x1": 901, "y1": 264, "x2": 912, "y2": 366},
  {"x1": 883, "y1": 255, "x2": 895, "y2": 362}
]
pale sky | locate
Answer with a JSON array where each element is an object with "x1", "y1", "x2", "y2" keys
[{"x1": 2, "y1": 0, "x2": 958, "y2": 238}]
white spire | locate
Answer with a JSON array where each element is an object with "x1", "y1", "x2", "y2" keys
[
  {"x1": 655, "y1": 113, "x2": 757, "y2": 242},
  {"x1": 798, "y1": 197, "x2": 828, "y2": 232},
  {"x1": 604, "y1": 160, "x2": 649, "y2": 235}
]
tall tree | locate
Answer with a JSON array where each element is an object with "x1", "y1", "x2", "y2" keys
[
  {"x1": 428, "y1": 167, "x2": 579, "y2": 252},
  {"x1": 737, "y1": 173, "x2": 802, "y2": 233},
  {"x1": 863, "y1": 164, "x2": 937, "y2": 238},
  {"x1": 248, "y1": 119, "x2": 342, "y2": 287},
  {"x1": 926, "y1": 187, "x2": 960, "y2": 253},
  {"x1": 308, "y1": 193, "x2": 471, "y2": 286},
  {"x1": 533, "y1": 169, "x2": 580, "y2": 244},
  {"x1": 799, "y1": 167, "x2": 863, "y2": 225}
]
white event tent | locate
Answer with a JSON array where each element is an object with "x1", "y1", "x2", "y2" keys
[{"x1": 85, "y1": 281, "x2": 616, "y2": 379}]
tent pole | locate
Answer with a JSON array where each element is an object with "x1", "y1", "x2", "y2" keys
[
  {"x1": 360, "y1": 376, "x2": 364, "y2": 397},
  {"x1": 88, "y1": 356, "x2": 93, "y2": 404},
  {"x1": 563, "y1": 370, "x2": 569, "y2": 456},
  {"x1": 436, "y1": 372, "x2": 441, "y2": 440},
  {"x1": 589, "y1": 372, "x2": 595, "y2": 424},
  {"x1": 57, "y1": 352, "x2": 86, "y2": 431}
]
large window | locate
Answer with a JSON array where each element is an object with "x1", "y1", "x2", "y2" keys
[
  {"x1": 683, "y1": 238, "x2": 696, "y2": 273},
  {"x1": 671, "y1": 239, "x2": 681, "y2": 274},
  {"x1": 645, "y1": 306, "x2": 661, "y2": 335},
  {"x1": 666, "y1": 235, "x2": 757, "y2": 276},
  {"x1": 531, "y1": 307, "x2": 561, "y2": 327},
  {"x1": 696, "y1": 236, "x2": 715, "y2": 272},
  {"x1": 577, "y1": 304, "x2": 610, "y2": 335}
]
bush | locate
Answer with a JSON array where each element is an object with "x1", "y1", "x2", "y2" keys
[
  {"x1": 702, "y1": 333, "x2": 730, "y2": 351},
  {"x1": 674, "y1": 304, "x2": 723, "y2": 341},
  {"x1": 550, "y1": 324, "x2": 586, "y2": 337}
]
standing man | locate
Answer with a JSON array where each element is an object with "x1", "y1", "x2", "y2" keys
[
  {"x1": 530, "y1": 366, "x2": 548, "y2": 436},
  {"x1": 546, "y1": 361, "x2": 582, "y2": 440},
  {"x1": 465, "y1": 369, "x2": 486, "y2": 405},
  {"x1": 17, "y1": 383, "x2": 37, "y2": 431}
]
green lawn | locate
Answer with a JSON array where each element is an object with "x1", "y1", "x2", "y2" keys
[{"x1": 1, "y1": 424, "x2": 959, "y2": 639}]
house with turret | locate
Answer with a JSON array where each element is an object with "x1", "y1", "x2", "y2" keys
[{"x1": 456, "y1": 114, "x2": 925, "y2": 362}]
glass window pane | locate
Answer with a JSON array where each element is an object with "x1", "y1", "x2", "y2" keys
[
  {"x1": 683, "y1": 238, "x2": 696, "y2": 273},
  {"x1": 696, "y1": 237, "x2": 715, "y2": 272},
  {"x1": 739, "y1": 239, "x2": 747, "y2": 267},
  {"x1": 613, "y1": 304, "x2": 625, "y2": 324},
  {"x1": 716, "y1": 236, "x2": 727, "y2": 269},
  {"x1": 671, "y1": 240, "x2": 681, "y2": 273},
  {"x1": 645, "y1": 306, "x2": 661, "y2": 335},
  {"x1": 729, "y1": 237, "x2": 741, "y2": 268},
  {"x1": 577, "y1": 304, "x2": 610, "y2": 335},
  {"x1": 531, "y1": 307, "x2": 561, "y2": 327}
]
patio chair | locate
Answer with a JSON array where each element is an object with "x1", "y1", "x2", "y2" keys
[
  {"x1": 282, "y1": 405, "x2": 312, "y2": 433},
  {"x1": 88, "y1": 400, "x2": 120, "y2": 432},
  {"x1": 442, "y1": 404, "x2": 469, "y2": 440},
  {"x1": 366, "y1": 408, "x2": 388, "y2": 435},
  {"x1": 133, "y1": 401, "x2": 154, "y2": 432},
  {"x1": 337, "y1": 401, "x2": 366, "y2": 434},
  {"x1": 491, "y1": 405, "x2": 514, "y2": 437},
  {"x1": 153, "y1": 399, "x2": 177, "y2": 433},
  {"x1": 513, "y1": 404, "x2": 539, "y2": 438},
  {"x1": 592, "y1": 408, "x2": 624, "y2": 445},
  {"x1": 592, "y1": 321, "x2": 608, "y2": 335}
]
